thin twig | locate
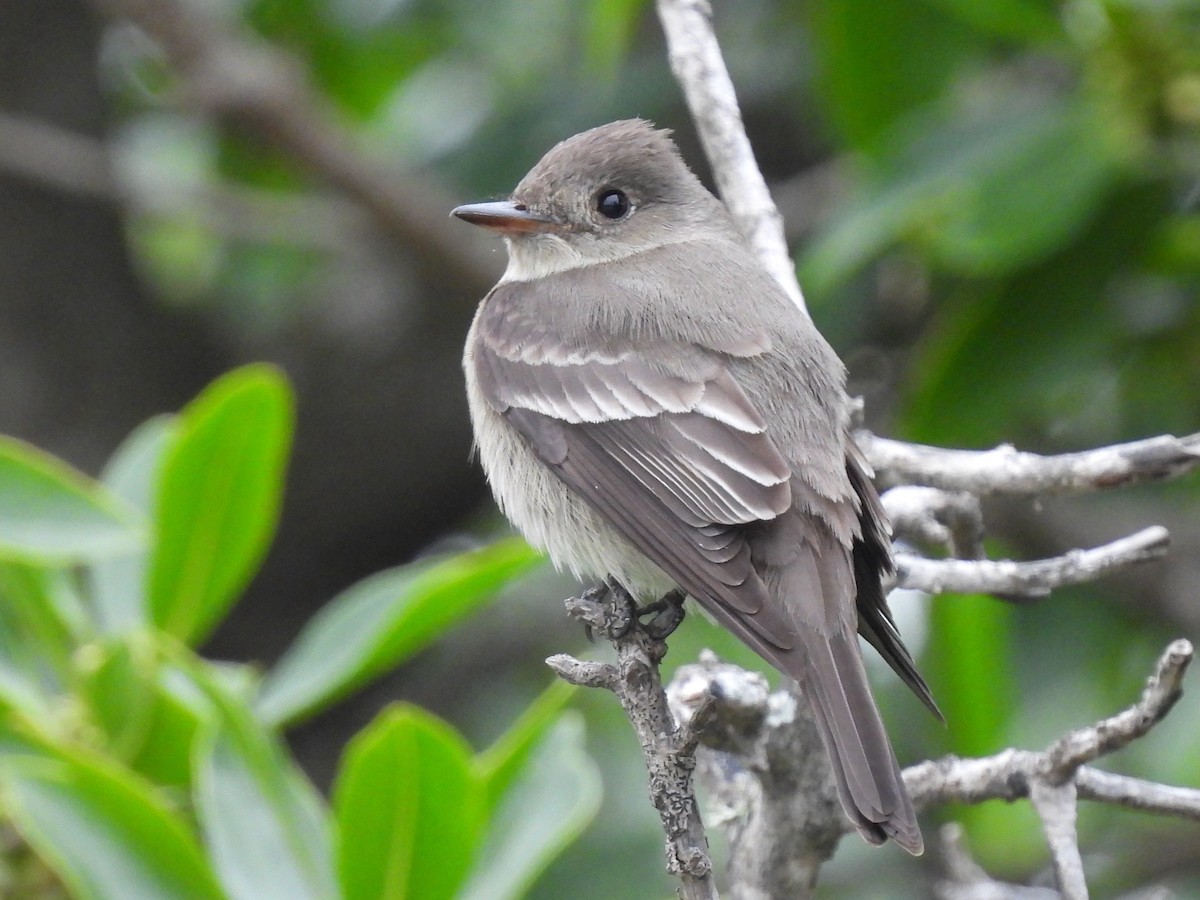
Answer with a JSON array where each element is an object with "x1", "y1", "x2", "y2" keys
[
  {"x1": 0, "y1": 110, "x2": 369, "y2": 250},
  {"x1": 894, "y1": 526, "x2": 1170, "y2": 597},
  {"x1": 1074, "y1": 769, "x2": 1200, "y2": 821},
  {"x1": 670, "y1": 640, "x2": 1198, "y2": 898},
  {"x1": 882, "y1": 485, "x2": 986, "y2": 558},
  {"x1": 1043, "y1": 638, "x2": 1191, "y2": 777},
  {"x1": 905, "y1": 641, "x2": 1195, "y2": 809},
  {"x1": 0, "y1": 111, "x2": 114, "y2": 199},
  {"x1": 1028, "y1": 779, "x2": 1086, "y2": 900}
]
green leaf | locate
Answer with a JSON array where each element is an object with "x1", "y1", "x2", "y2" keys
[
  {"x1": 256, "y1": 538, "x2": 542, "y2": 727},
  {"x1": 89, "y1": 416, "x2": 178, "y2": 633},
  {"x1": 0, "y1": 563, "x2": 95, "y2": 712},
  {"x1": 474, "y1": 679, "x2": 576, "y2": 813},
  {"x1": 0, "y1": 563, "x2": 89, "y2": 668},
  {"x1": 193, "y1": 681, "x2": 335, "y2": 900},
  {"x1": 148, "y1": 365, "x2": 293, "y2": 645},
  {"x1": 918, "y1": 103, "x2": 1126, "y2": 273},
  {"x1": 249, "y1": 0, "x2": 446, "y2": 121},
  {"x1": 334, "y1": 704, "x2": 484, "y2": 900},
  {"x1": 459, "y1": 714, "x2": 601, "y2": 900},
  {"x1": 0, "y1": 436, "x2": 143, "y2": 565},
  {"x1": 77, "y1": 640, "x2": 156, "y2": 761},
  {"x1": 78, "y1": 641, "x2": 212, "y2": 787},
  {"x1": 0, "y1": 722, "x2": 224, "y2": 900},
  {"x1": 899, "y1": 182, "x2": 1169, "y2": 447}
]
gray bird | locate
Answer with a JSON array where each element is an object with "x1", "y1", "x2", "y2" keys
[{"x1": 452, "y1": 119, "x2": 937, "y2": 854}]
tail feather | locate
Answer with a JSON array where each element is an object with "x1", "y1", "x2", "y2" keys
[
  {"x1": 746, "y1": 527, "x2": 924, "y2": 856},
  {"x1": 798, "y1": 629, "x2": 923, "y2": 854}
]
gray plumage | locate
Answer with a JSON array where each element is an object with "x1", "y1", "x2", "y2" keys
[{"x1": 454, "y1": 119, "x2": 937, "y2": 854}]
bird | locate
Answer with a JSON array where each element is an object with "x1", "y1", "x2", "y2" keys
[{"x1": 452, "y1": 118, "x2": 937, "y2": 854}]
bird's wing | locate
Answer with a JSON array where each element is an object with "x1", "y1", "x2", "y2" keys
[
  {"x1": 847, "y1": 444, "x2": 941, "y2": 718},
  {"x1": 472, "y1": 280, "x2": 800, "y2": 649}
]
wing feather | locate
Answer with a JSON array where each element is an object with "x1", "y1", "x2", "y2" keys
[{"x1": 476, "y1": 285, "x2": 800, "y2": 634}]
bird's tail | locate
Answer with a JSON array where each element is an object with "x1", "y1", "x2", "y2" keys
[
  {"x1": 795, "y1": 624, "x2": 923, "y2": 854},
  {"x1": 754, "y1": 531, "x2": 924, "y2": 855}
]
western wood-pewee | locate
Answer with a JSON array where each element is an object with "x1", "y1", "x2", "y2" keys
[{"x1": 453, "y1": 119, "x2": 937, "y2": 854}]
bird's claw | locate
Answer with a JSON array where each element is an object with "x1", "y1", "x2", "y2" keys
[
  {"x1": 571, "y1": 580, "x2": 684, "y2": 643},
  {"x1": 638, "y1": 589, "x2": 687, "y2": 640}
]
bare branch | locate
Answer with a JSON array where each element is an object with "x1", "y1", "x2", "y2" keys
[
  {"x1": 905, "y1": 640, "x2": 1197, "y2": 895},
  {"x1": 669, "y1": 641, "x2": 1198, "y2": 898},
  {"x1": 1028, "y1": 779, "x2": 1086, "y2": 900},
  {"x1": 548, "y1": 587, "x2": 718, "y2": 900},
  {"x1": 934, "y1": 824, "x2": 1061, "y2": 900},
  {"x1": 882, "y1": 486, "x2": 985, "y2": 558},
  {"x1": 545, "y1": 655, "x2": 618, "y2": 691},
  {"x1": 859, "y1": 431, "x2": 1200, "y2": 496},
  {"x1": 895, "y1": 526, "x2": 1170, "y2": 597},
  {"x1": 1043, "y1": 638, "x2": 1191, "y2": 777},
  {"x1": 0, "y1": 112, "x2": 372, "y2": 252},
  {"x1": 0, "y1": 111, "x2": 114, "y2": 200},
  {"x1": 906, "y1": 640, "x2": 1196, "y2": 812},
  {"x1": 668, "y1": 654, "x2": 851, "y2": 899},
  {"x1": 1075, "y1": 769, "x2": 1200, "y2": 821},
  {"x1": 655, "y1": 0, "x2": 805, "y2": 312}
]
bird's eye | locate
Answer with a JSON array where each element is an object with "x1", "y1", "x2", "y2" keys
[{"x1": 595, "y1": 189, "x2": 632, "y2": 220}]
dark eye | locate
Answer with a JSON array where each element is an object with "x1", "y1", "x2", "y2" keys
[{"x1": 596, "y1": 189, "x2": 631, "y2": 220}]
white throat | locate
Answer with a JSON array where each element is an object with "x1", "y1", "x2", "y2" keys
[
  {"x1": 498, "y1": 235, "x2": 629, "y2": 283},
  {"x1": 498, "y1": 231, "x2": 699, "y2": 283}
]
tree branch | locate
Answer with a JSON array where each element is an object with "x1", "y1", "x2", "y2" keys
[
  {"x1": 655, "y1": 0, "x2": 805, "y2": 312},
  {"x1": 1043, "y1": 638, "x2": 1190, "y2": 776},
  {"x1": 0, "y1": 111, "x2": 114, "y2": 200},
  {"x1": 674, "y1": 641, "x2": 1195, "y2": 897},
  {"x1": 547, "y1": 585, "x2": 718, "y2": 900},
  {"x1": 0, "y1": 111, "x2": 370, "y2": 251},
  {"x1": 859, "y1": 431, "x2": 1200, "y2": 496},
  {"x1": 907, "y1": 640, "x2": 1193, "y2": 809},
  {"x1": 1074, "y1": 769, "x2": 1200, "y2": 821},
  {"x1": 882, "y1": 485, "x2": 986, "y2": 558},
  {"x1": 668, "y1": 653, "x2": 853, "y2": 898},
  {"x1": 894, "y1": 526, "x2": 1171, "y2": 598}
]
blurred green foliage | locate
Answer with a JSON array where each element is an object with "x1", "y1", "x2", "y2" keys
[{"x1": 0, "y1": 368, "x2": 598, "y2": 898}]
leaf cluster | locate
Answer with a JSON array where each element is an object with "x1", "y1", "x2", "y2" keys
[{"x1": 0, "y1": 367, "x2": 598, "y2": 900}]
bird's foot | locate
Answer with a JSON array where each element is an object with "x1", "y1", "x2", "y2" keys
[
  {"x1": 637, "y1": 589, "x2": 687, "y2": 640},
  {"x1": 572, "y1": 580, "x2": 685, "y2": 643},
  {"x1": 572, "y1": 579, "x2": 635, "y2": 642}
]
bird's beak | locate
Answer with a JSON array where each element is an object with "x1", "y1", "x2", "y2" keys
[{"x1": 451, "y1": 200, "x2": 560, "y2": 235}]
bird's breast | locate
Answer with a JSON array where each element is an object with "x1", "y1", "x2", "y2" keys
[{"x1": 463, "y1": 306, "x2": 675, "y2": 597}]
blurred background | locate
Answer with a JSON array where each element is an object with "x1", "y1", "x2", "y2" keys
[{"x1": 2, "y1": 0, "x2": 1198, "y2": 895}]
